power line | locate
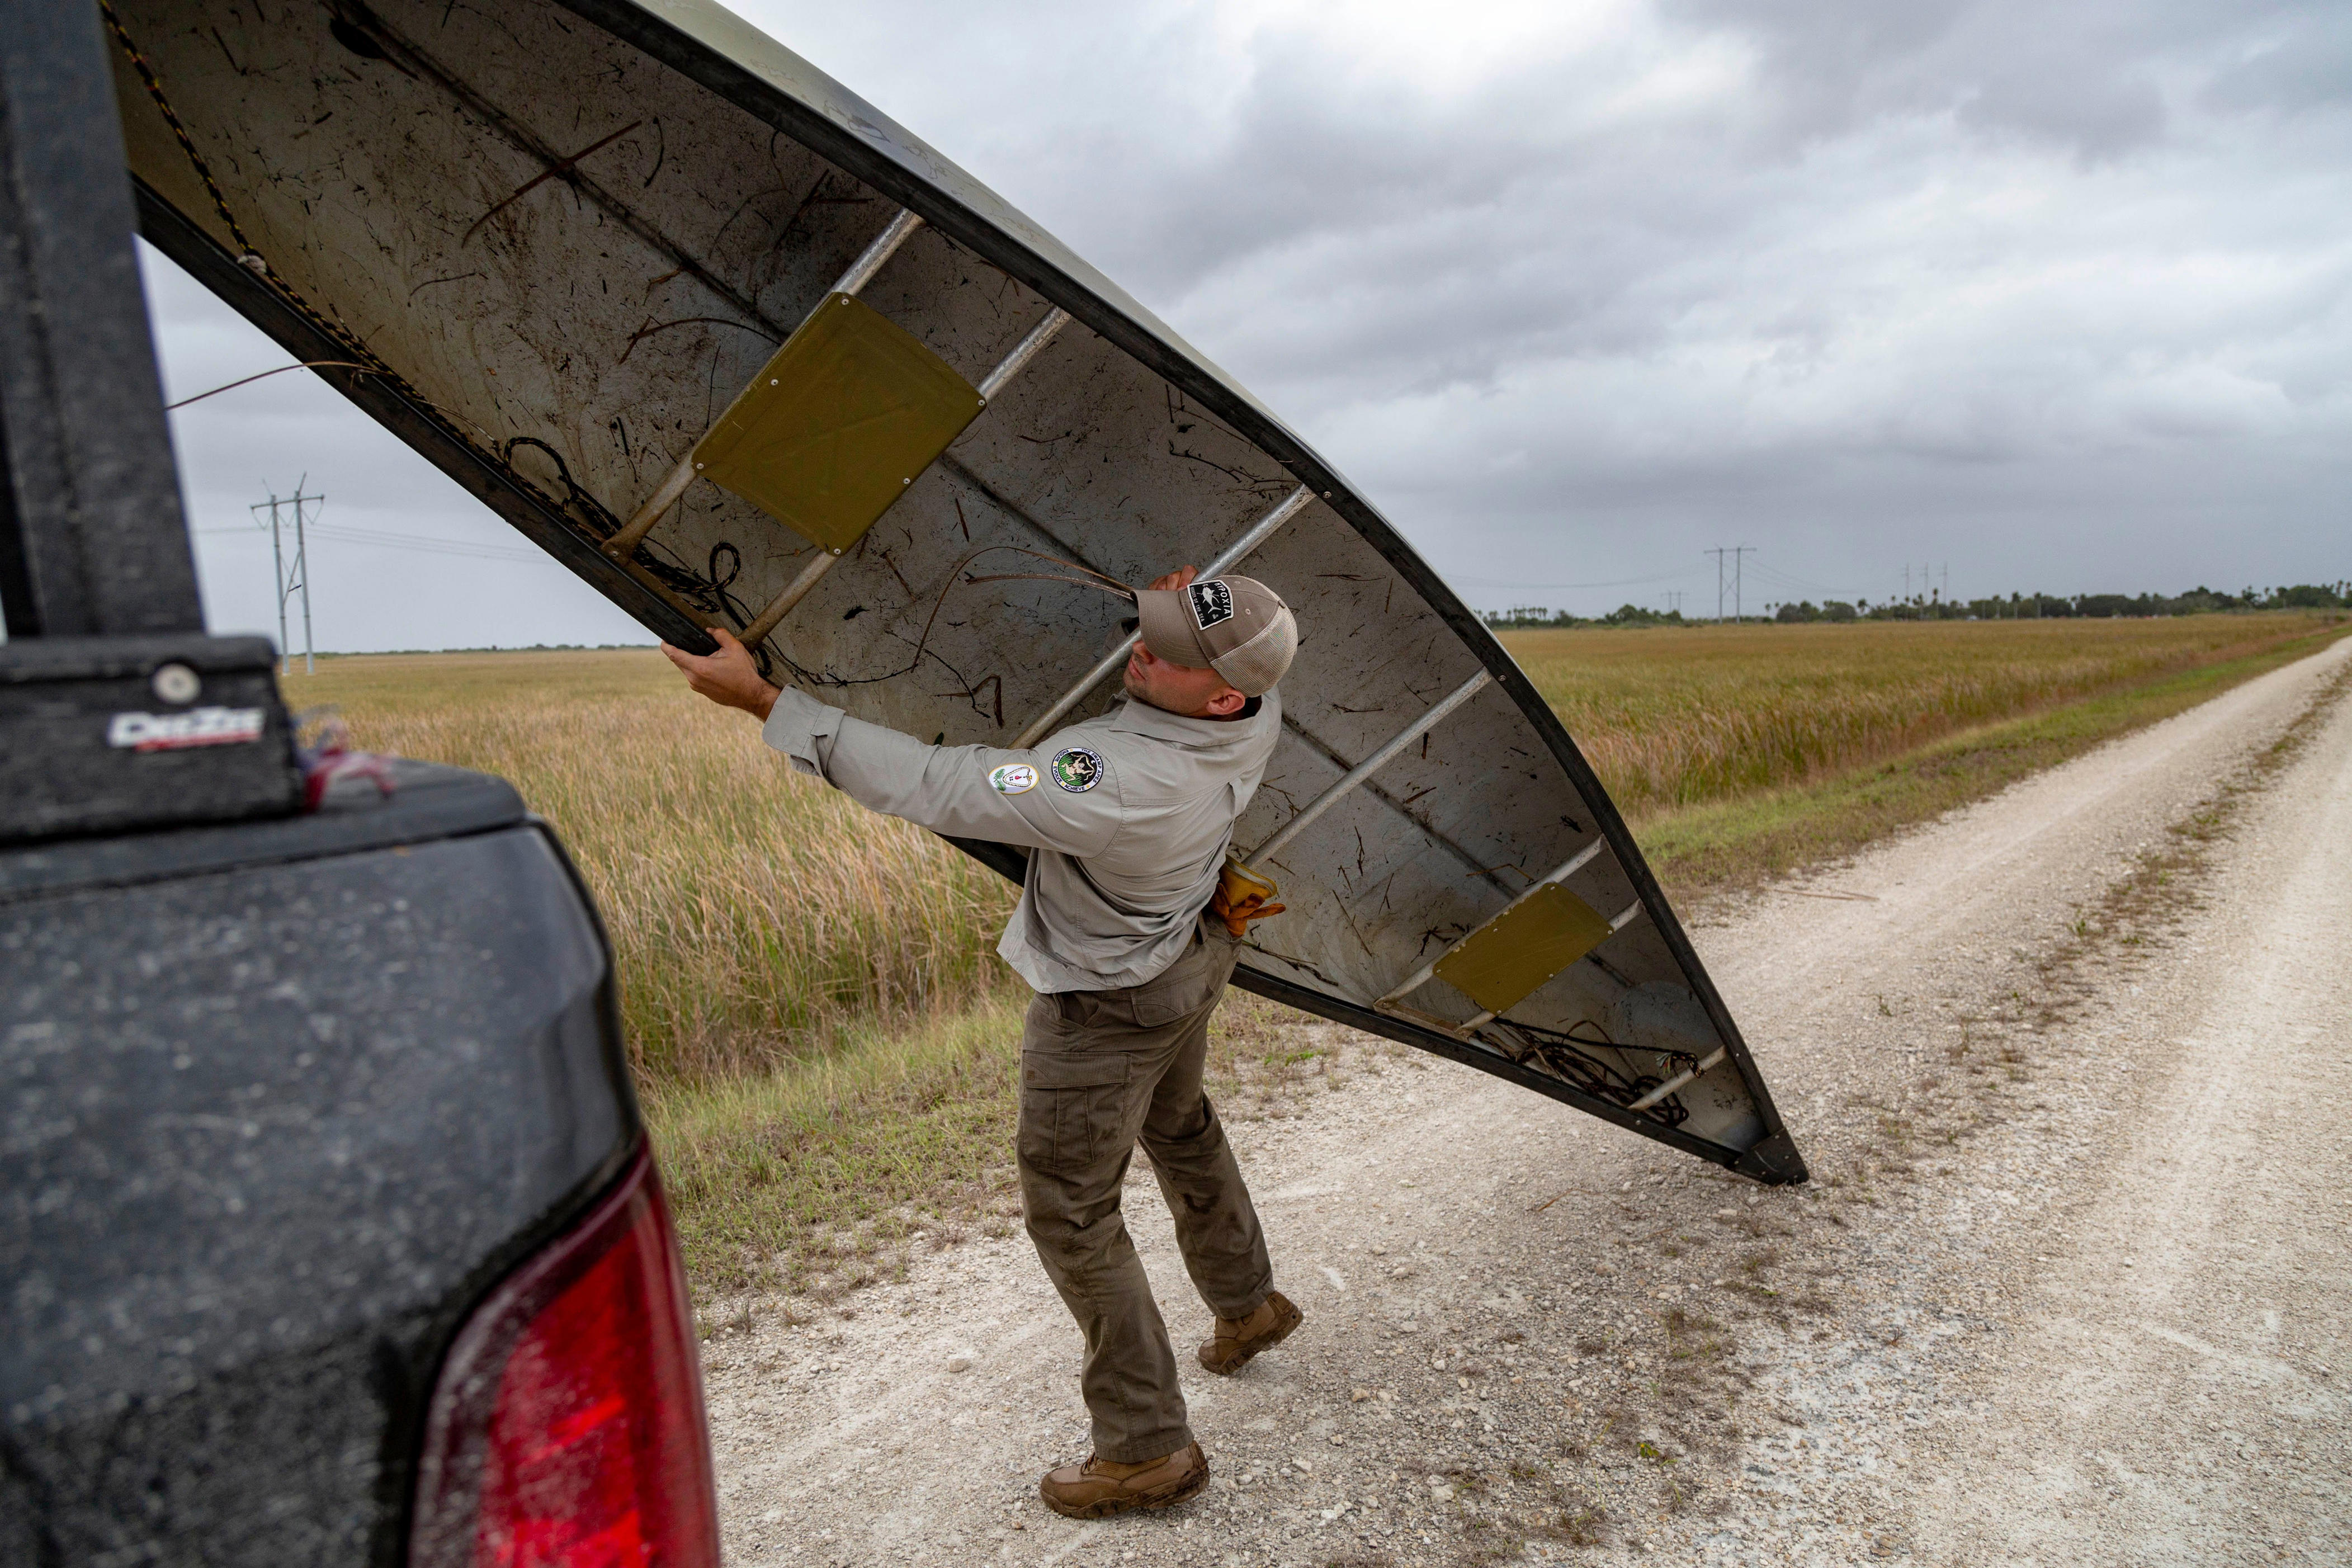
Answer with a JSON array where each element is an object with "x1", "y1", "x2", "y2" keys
[
  {"x1": 1449, "y1": 565, "x2": 1702, "y2": 593},
  {"x1": 166, "y1": 360, "x2": 381, "y2": 410},
  {"x1": 296, "y1": 523, "x2": 546, "y2": 563},
  {"x1": 1743, "y1": 560, "x2": 1863, "y2": 601},
  {"x1": 199, "y1": 519, "x2": 547, "y2": 564}
]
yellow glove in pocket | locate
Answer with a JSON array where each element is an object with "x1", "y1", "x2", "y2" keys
[{"x1": 1207, "y1": 855, "x2": 1285, "y2": 938}]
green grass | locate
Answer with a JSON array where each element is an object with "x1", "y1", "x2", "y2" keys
[
  {"x1": 644, "y1": 995, "x2": 1029, "y2": 1300},
  {"x1": 647, "y1": 989, "x2": 1391, "y2": 1296},
  {"x1": 1629, "y1": 621, "x2": 2352, "y2": 897},
  {"x1": 1500, "y1": 612, "x2": 2347, "y2": 819}
]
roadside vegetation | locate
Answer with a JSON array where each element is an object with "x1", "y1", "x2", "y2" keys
[
  {"x1": 291, "y1": 610, "x2": 2349, "y2": 1294},
  {"x1": 638, "y1": 993, "x2": 1388, "y2": 1296},
  {"x1": 1503, "y1": 613, "x2": 2352, "y2": 898}
]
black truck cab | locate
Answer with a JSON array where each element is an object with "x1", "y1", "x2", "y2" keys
[{"x1": 1, "y1": 747, "x2": 716, "y2": 1565}]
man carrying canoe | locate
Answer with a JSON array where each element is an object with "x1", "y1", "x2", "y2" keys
[{"x1": 665, "y1": 565, "x2": 1302, "y2": 1518}]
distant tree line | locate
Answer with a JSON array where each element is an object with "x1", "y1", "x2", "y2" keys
[
  {"x1": 1482, "y1": 583, "x2": 2348, "y2": 630},
  {"x1": 1483, "y1": 603, "x2": 1692, "y2": 629}
]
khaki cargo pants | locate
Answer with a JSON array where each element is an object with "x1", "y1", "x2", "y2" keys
[{"x1": 1018, "y1": 920, "x2": 1273, "y2": 1464}]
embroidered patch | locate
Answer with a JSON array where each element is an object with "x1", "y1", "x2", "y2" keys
[
  {"x1": 1188, "y1": 579, "x2": 1235, "y2": 630},
  {"x1": 1049, "y1": 746, "x2": 1104, "y2": 793},
  {"x1": 988, "y1": 762, "x2": 1038, "y2": 795}
]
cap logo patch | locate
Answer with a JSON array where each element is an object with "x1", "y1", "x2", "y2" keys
[
  {"x1": 988, "y1": 762, "x2": 1038, "y2": 795},
  {"x1": 1049, "y1": 746, "x2": 1104, "y2": 793},
  {"x1": 1188, "y1": 580, "x2": 1235, "y2": 630}
]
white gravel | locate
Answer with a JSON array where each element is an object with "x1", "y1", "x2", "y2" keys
[{"x1": 700, "y1": 634, "x2": 2352, "y2": 1567}]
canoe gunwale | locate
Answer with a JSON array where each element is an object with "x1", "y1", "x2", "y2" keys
[{"x1": 1239, "y1": 966, "x2": 1806, "y2": 1184}]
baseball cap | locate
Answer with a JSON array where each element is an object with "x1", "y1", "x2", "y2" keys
[{"x1": 1134, "y1": 575, "x2": 1298, "y2": 697}]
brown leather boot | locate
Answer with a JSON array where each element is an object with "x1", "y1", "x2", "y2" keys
[
  {"x1": 1038, "y1": 1441, "x2": 1210, "y2": 1519},
  {"x1": 1197, "y1": 1290, "x2": 1302, "y2": 1375}
]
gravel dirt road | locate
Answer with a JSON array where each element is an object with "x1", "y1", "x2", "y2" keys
[{"x1": 700, "y1": 635, "x2": 2351, "y2": 1567}]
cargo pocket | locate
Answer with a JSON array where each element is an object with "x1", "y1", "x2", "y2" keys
[
  {"x1": 1132, "y1": 938, "x2": 1230, "y2": 1028},
  {"x1": 1018, "y1": 1049, "x2": 1131, "y2": 1177}
]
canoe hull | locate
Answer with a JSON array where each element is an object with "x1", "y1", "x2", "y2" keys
[{"x1": 114, "y1": 0, "x2": 1804, "y2": 1181}]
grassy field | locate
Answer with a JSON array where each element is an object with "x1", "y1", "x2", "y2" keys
[
  {"x1": 1504, "y1": 614, "x2": 2342, "y2": 818},
  {"x1": 1501, "y1": 614, "x2": 2352, "y2": 894},
  {"x1": 287, "y1": 652, "x2": 1016, "y2": 1084},
  {"x1": 292, "y1": 612, "x2": 2348, "y2": 1295}
]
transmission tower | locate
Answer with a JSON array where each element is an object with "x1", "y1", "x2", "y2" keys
[
  {"x1": 253, "y1": 479, "x2": 323, "y2": 675},
  {"x1": 1706, "y1": 546, "x2": 1755, "y2": 621}
]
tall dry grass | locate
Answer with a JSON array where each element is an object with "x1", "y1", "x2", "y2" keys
[
  {"x1": 288, "y1": 619, "x2": 2350, "y2": 1292},
  {"x1": 1500, "y1": 614, "x2": 2345, "y2": 822},
  {"x1": 292, "y1": 616, "x2": 2346, "y2": 1085},
  {"x1": 286, "y1": 651, "x2": 1019, "y2": 1084}
]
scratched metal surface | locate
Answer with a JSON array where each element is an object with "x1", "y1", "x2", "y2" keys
[{"x1": 109, "y1": 0, "x2": 1797, "y2": 1173}]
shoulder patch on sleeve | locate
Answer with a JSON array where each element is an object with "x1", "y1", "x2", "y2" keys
[
  {"x1": 988, "y1": 762, "x2": 1038, "y2": 795},
  {"x1": 1049, "y1": 746, "x2": 1105, "y2": 793}
]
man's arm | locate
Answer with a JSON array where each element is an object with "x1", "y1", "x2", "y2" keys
[{"x1": 662, "y1": 628, "x2": 1120, "y2": 856}]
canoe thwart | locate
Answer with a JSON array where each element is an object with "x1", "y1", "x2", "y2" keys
[
  {"x1": 977, "y1": 307, "x2": 1071, "y2": 402},
  {"x1": 1010, "y1": 483, "x2": 1317, "y2": 748},
  {"x1": 1627, "y1": 1047, "x2": 1728, "y2": 1112},
  {"x1": 604, "y1": 452, "x2": 701, "y2": 563},
  {"x1": 697, "y1": 293, "x2": 983, "y2": 555},
  {"x1": 739, "y1": 549, "x2": 848, "y2": 646},
  {"x1": 832, "y1": 207, "x2": 927, "y2": 299},
  {"x1": 603, "y1": 207, "x2": 928, "y2": 564},
  {"x1": 1241, "y1": 668, "x2": 1493, "y2": 873},
  {"x1": 1436, "y1": 881, "x2": 1617, "y2": 1016},
  {"x1": 735, "y1": 301, "x2": 1076, "y2": 646},
  {"x1": 1452, "y1": 896, "x2": 1644, "y2": 1030},
  {"x1": 1375, "y1": 836, "x2": 1612, "y2": 1009}
]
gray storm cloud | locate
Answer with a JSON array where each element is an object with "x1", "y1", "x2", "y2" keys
[{"x1": 147, "y1": 0, "x2": 2349, "y2": 645}]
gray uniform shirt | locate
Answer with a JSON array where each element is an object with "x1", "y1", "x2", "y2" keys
[{"x1": 761, "y1": 685, "x2": 1281, "y2": 993}]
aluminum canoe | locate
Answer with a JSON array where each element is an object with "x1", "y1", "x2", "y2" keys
[{"x1": 108, "y1": 0, "x2": 1806, "y2": 1183}]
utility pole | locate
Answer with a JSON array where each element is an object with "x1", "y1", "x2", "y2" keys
[
  {"x1": 253, "y1": 479, "x2": 323, "y2": 675},
  {"x1": 1705, "y1": 546, "x2": 1755, "y2": 621}
]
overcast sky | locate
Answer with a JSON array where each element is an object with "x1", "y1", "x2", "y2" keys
[{"x1": 147, "y1": 0, "x2": 2351, "y2": 648}]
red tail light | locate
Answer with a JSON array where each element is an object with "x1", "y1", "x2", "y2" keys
[{"x1": 411, "y1": 1146, "x2": 719, "y2": 1568}]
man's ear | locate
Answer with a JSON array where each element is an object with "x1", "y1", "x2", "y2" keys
[{"x1": 1205, "y1": 686, "x2": 1248, "y2": 717}]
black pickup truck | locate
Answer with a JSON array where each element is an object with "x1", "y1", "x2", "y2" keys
[{"x1": 0, "y1": 9, "x2": 717, "y2": 1564}]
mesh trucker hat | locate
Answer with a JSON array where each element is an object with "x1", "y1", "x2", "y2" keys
[{"x1": 1134, "y1": 575, "x2": 1298, "y2": 697}]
